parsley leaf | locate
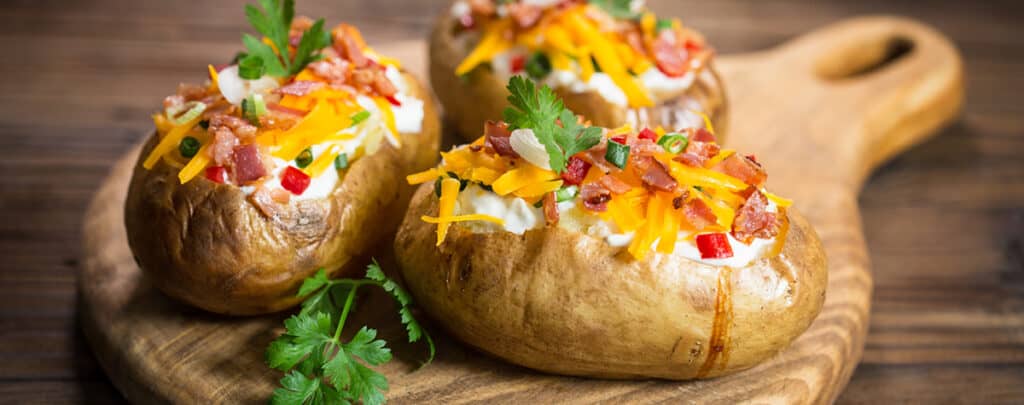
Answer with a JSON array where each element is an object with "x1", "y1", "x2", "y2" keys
[
  {"x1": 266, "y1": 262, "x2": 435, "y2": 405},
  {"x1": 243, "y1": 0, "x2": 330, "y2": 77},
  {"x1": 503, "y1": 76, "x2": 602, "y2": 173},
  {"x1": 588, "y1": 0, "x2": 641, "y2": 19}
]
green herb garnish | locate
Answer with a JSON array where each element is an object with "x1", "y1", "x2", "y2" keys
[
  {"x1": 267, "y1": 261, "x2": 435, "y2": 405},
  {"x1": 655, "y1": 18, "x2": 674, "y2": 32},
  {"x1": 588, "y1": 0, "x2": 641, "y2": 19},
  {"x1": 243, "y1": 0, "x2": 331, "y2": 77},
  {"x1": 502, "y1": 76, "x2": 602, "y2": 174}
]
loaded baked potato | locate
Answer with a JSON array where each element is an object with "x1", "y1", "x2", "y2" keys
[
  {"x1": 394, "y1": 78, "x2": 826, "y2": 379},
  {"x1": 125, "y1": 6, "x2": 440, "y2": 315},
  {"x1": 431, "y1": 0, "x2": 728, "y2": 141}
]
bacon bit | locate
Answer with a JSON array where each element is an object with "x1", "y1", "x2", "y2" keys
[
  {"x1": 249, "y1": 186, "x2": 282, "y2": 218},
  {"x1": 333, "y1": 26, "x2": 369, "y2": 68},
  {"x1": 638, "y1": 127, "x2": 658, "y2": 142},
  {"x1": 624, "y1": 28, "x2": 648, "y2": 58},
  {"x1": 508, "y1": 3, "x2": 543, "y2": 28},
  {"x1": 266, "y1": 103, "x2": 307, "y2": 117},
  {"x1": 308, "y1": 58, "x2": 350, "y2": 84},
  {"x1": 581, "y1": 183, "x2": 611, "y2": 212},
  {"x1": 208, "y1": 127, "x2": 239, "y2": 166},
  {"x1": 289, "y1": 16, "x2": 315, "y2": 47},
  {"x1": 484, "y1": 121, "x2": 519, "y2": 158},
  {"x1": 599, "y1": 175, "x2": 632, "y2": 194},
  {"x1": 561, "y1": 156, "x2": 591, "y2": 185},
  {"x1": 468, "y1": 0, "x2": 496, "y2": 16},
  {"x1": 177, "y1": 83, "x2": 209, "y2": 102},
  {"x1": 510, "y1": 54, "x2": 527, "y2": 73},
  {"x1": 713, "y1": 154, "x2": 767, "y2": 187},
  {"x1": 653, "y1": 30, "x2": 690, "y2": 78},
  {"x1": 209, "y1": 113, "x2": 257, "y2": 141},
  {"x1": 690, "y1": 127, "x2": 716, "y2": 143},
  {"x1": 231, "y1": 144, "x2": 268, "y2": 184},
  {"x1": 672, "y1": 192, "x2": 689, "y2": 210},
  {"x1": 629, "y1": 137, "x2": 663, "y2": 157},
  {"x1": 163, "y1": 95, "x2": 185, "y2": 111},
  {"x1": 684, "y1": 140, "x2": 720, "y2": 161},
  {"x1": 641, "y1": 160, "x2": 677, "y2": 192},
  {"x1": 674, "y1": 152, "x2": 705, "y2": 167},
  {"x1": 683, "y1": 198, "x2": 718, "y2": 230},
  {"x1": 270, "y1": 188, "x2": 291, "y2": 204},
  {"x1": 543, "y1": 192, "x2": 559, "y2": 226},
  {"x1": 204, "y1": 166, "x2": 227, "y2": 184},
  {"x1": 274, "y1": 80, "x2": 325, "y2": 97},
  {"x1": 747, "y1": 154, "x2": 758, "y2": 163},
  {"x1": 732, "y1": 190, "x2": 781, "y2": 243},
  {"x1": 351, "y1": 68, "x2": 398, "y2": 98}
]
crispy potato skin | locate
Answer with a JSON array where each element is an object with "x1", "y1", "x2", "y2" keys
[
  {"x1": 395, "y1": 183, "x2": 827, "y2": 379},
  {"x1": 124, "y1": 72, "x2": 440, "y2": 315},
  {"x1": 429, "y1": 10, "x2": 729, "y2": 141}
]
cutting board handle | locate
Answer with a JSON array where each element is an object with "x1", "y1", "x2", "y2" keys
[{"x1": 723, "y1": 16, "x2": 964, "y2": 189}]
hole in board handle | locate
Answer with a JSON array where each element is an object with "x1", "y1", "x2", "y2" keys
[{"x1": 815, "y1": 36, "x2": 915, "y2": 81}]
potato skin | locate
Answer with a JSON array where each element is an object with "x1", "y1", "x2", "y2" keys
[
  {"x1": 394, "y1": 183, "x2": 827, "y2": 379},
  {"x1": 429, "y1": 10, "x2": 729, "y2": 141},
  {"x1": 124, "y1": 72, "x2": 440, "y2": 315}
]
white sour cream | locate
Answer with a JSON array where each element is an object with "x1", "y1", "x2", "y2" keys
[{"x1": 453, "y1": 184, "x2": 780, "y2": 267}]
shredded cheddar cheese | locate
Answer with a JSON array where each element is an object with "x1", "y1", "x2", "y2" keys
[
  {"x1": 435, "y1": 178, "x2": 461, "y2": 246},
  {"x1": 421, "y1": 214, "x2": 505, "y2": 226}
]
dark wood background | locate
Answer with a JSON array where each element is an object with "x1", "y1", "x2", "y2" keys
[{"x1": 1, "y1": 0, "x2": 1021, "y2": 403}]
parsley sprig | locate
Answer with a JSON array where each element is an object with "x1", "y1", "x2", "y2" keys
[
  {"x1": 241, "y1": 0, "x2": 331, "y2": 78},
  {"x1": 267, "y1": 261, "x2": 435, "y2": 405},
  {"x1": 503, "y1": 76, "x2": 602, "y2": 173},
  {"x1": 588, "y1": 0, "x2": 641, "y2": 19}
]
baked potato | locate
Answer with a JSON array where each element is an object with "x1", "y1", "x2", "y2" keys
[
  {"x1": 394, "y1": 78, "x2": 826, "y2": 379},
  {"x1": 125, "y1": 12, "x2": 440, "y2": 315},
  {"x1": 430, "y1": 0, "x2": 728, "y2": 141}
]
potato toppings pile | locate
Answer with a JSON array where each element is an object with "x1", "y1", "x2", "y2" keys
[
  {"x1": 144, "y1": 0, "x2": 420, "y2": 216},
  {"x1": 408, "y1": 77, "x2": 791, "y2": 261},
  {"x1": 451, "y1": 0, "x2": 713, "y2": 107}
]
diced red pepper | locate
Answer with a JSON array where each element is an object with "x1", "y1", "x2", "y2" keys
[
  {"x1": 610, "y1": 134, "x2": 628, "y2": 145},
  {"x1": 684, "y1": 39, "x2": 702, "y2": 53},
  {"x1": 204, "y1": 166, "x2": 227, "y2": 184},
  {"x1": 385, "y1": 94, "x2": 402, "y2": 107},
  {"x1": 638, "y1": 127, "x2": 658, "y2": 142},
  {"x1": 510, "y1": 54, "x2": 527, "y2": 73},
  {"x1": 696, "y1": 233, "x2": 734, "y2": 259},
  {"x1": 747, "y1": 154, "x2": 758, "y2": 163},
  {"x1": 281, "y1": 166, "x2": 311, "y2": 195},
  {"x1": 561, "y1": 156, "x2": 592, "y2": 185}
]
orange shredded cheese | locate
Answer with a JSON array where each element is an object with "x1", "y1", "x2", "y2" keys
[
  {"x1": 373, "y1": 97, "x2": 401, "y2": 146},
  {"x1": 455, "y1": 19, "x2": 513, "y2": 76},
  {"x1": 207, "y1": 65, "x2": 219, "y2": 91},
  {"x1": 178, "y1": 143, "x2": 211, "y2": 184},
  {"x1": 435, "y1": 178, "x2": 461, "y2": 246},
  {"x1": 304, "y1": 144, "x2": 341, "y2": 178},
  {"x1": 667, "y1": 161, "x2": 748, "y2": 191},
  {"x1": 421, "y1": 214, "x2": 505, "y2": 226},
  {"x1": 143, "y1": 115, "x2": 203, "y2": 170},
  {"x1": 407, "y1": 168, "x2": 441, "y2": 185}
]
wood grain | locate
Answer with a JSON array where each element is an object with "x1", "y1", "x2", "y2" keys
[
  {"x1": 2, "y1": 0, "x2": 1022, "y2": 403},
  {"x1": 80, "y1": 15, "x2": 962, "y2": 403}
]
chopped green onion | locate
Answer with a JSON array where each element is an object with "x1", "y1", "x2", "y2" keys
[
  {"x1": 349, "y1": 110, "x2": 371, "y2": 127},
  {"x1": 178, "y1": 136, "x2": 200, "y2": 158},
  {"x1": 242, "y1": 94, "x2": 267, "y2": 125},
  {"x1": 334, "y1": 153, "x2": 349, "y2": 170},
  {"x1": 555, "y1": 185, "x2": 578, "y2": 202},
  {"x1": 447, "y1": 172, "x2": 468, "y2": 191},
  {"x1": 166, "y1": 101, "x2": 207, "y2": 125},
  {"x1": 605, "y1": 140, "x2": 630, "y2": 169},
  {"x1": 657, "y1": 133, "x2": 689, "y2": 154},
  {"x1": 533, "y1": 199, "x2": 544, "y2": 208},
  {"x1": 433, "y1": 178, "x2": 444, "y2": 197},
  {"x1": 525, "y1": 52, "x2": 552, "y2": 79},
  {"x1": 655, "y1": 18, "x2": 674, "y2": 32},
  {"x1": 231, "y1": 52, "x2": 247, "y2": 65},
  {"x1": 295, "y1": 148, "x2": 314, "y2": 168},
  {"x1": 238, "y1": 55, "x2": 265, "y2": 80}
]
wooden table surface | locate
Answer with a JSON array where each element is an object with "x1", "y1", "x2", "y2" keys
[{"x1": 1, "y1": 0, "x2": 1021, "y2": 403}]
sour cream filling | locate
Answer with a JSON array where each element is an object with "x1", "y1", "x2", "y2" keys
[
  {"x1": 231, "y1": 68, "x2": 423, "y2": 200},
  {"x1": 453, "y1": 184, "x2": 780, "y2": 267},
  {"x1": 488, "y1": 47, "x2": 699, "y2": 107}
]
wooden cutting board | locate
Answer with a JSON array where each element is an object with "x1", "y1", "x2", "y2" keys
[{"x1": 80, "y1": 16, "x2": 963, "y2": 404}]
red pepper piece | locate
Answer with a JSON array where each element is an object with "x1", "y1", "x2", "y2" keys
[
  {"x1": 747, "y1": 154, "x2": 758, "y2": 163},
  {"x1": 204, "y1": 166, "x2": 227, "y2": 184},
  {"x1": 696, "y1": 233, "x2": 734, "y2": 259},
  {"x1": 561, "y1": 156, "x2": 592, "y2": 185},
  {"x1": 638, "y1": 127, "x2": 658, "y2": 142},
  {"x1": 385, "y1": 94, "x2": 402, "y2": 107},
  {"x1": 610, "y1": 134, "x2": 628, "y2": 145},
  {"x1": 510, "y1": 54, "x2": 527, "y2": 73},
  {"x1": 684, "y1": 39, "x2": 702, "y2": 53},
  {"x1": 281, "y1": 166, "x2": 311, "y2": 195}
]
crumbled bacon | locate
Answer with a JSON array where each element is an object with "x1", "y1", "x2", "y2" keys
[
  {"x1": 689, "y1": 127, "x2": 716, "y2": 143},
  {"x1": 507, "y1": 3, "x2": 542, "y2": 28},
  {"x1": 468, "y1": 0, "x2": 496, "y2": 16},
  {"x1": 598, "y1": 175, "x2": 631, "y2": 194},
  {"x1": 641, "y1": 160, "x2": 677, "y2": 192},
  {"x1": 289, "y1": 16, "x2": 315, "y2": 47},
  {"x1": 683, "y1": 139, "x2": 720, "y2": 161},
  {"x1": 259, "y1": 110, "x2": 301, "y2": 131},
  {"x1": 674, "y1": 152, "x2": 705, "y2": 167},
  {"x1": 542, "y1": 192, "x2": 559, "y2": 226},
  {"x1": 308, "y1": 58, "x2": 350, "y2": 84},
  {"x1": 274, "y1": 80, "x2": 325, "y2": 97},
  {"x1": 580, "y1": 183, "x2": 611, "y2": 212},
  {"x1": 209, "y1": 113, "x2": 258, "y2": 141},
  {"x1": 231, "y1": 144, "x2": 268, "y2": 185},
  {"x1": 713, "y1": 154, "x2": 767, "y2": 187},
  {"x1": 208, "y1": 127, "x2": 238, "y2": 166},
  {"x1": 350, "y1": 68, "x2": 398, "y2": 98},
  {"x1": 561, "y1": 156, "x2": 591, "y2": 185},
  {"x1": 333, "y1": 25, "x2": 369, "y2": 68},
  {"x1": 683, "y1": 198, "x2": 717, "y2": 230},
  {"x1": 484, "y1": 121, "x2": 519, "y2": 158},
  {"x1": 732, "y1": 190, "x2": 781, "y2": 243}
]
